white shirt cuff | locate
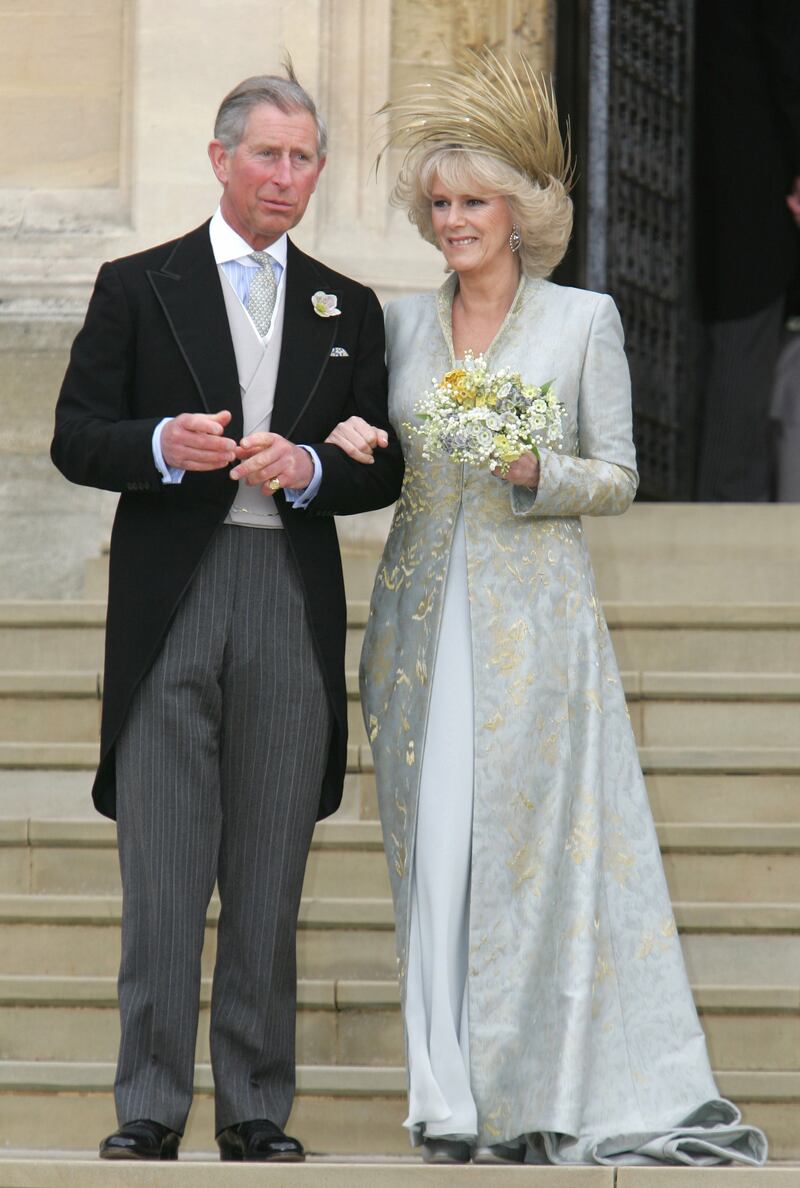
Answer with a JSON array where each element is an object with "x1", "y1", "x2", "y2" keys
[
  {"x1": 152, "y1": 418, "x2": 185, "y2": 484},
  {"x1": 284, "y1": 446, "x2": 322, "y2": 507}
]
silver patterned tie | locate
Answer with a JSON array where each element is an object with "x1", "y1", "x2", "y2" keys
[{"x1": 247, "y1": 251, "x2": 277, "y2": 337}]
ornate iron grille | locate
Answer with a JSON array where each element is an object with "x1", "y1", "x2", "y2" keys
[
  {"x1": 605, "y1": 0, "x2": 696, "y2": 499},
  {"x1": 556, "y1": 0, "x2": 697, "y2": 499}
]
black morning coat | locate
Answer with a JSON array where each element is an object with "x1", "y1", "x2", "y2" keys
[
  {"x1": 51, "y1": 222, "x2": 404, "y2": 821},
  {"x1": 695, "y1": 0, "x2": 800, "y2": 321}
]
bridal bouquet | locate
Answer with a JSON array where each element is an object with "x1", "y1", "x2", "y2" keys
[{"x1": 410, "y1": 351, "x2": 565, "y2": 474}]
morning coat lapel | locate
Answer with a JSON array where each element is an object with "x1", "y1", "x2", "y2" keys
[
  {"x1": 271, "y1": 240, "x2": 339, "y2": 439},
  {"x1": 146, "y1": 222, "x2": 243, "y2": 440}
]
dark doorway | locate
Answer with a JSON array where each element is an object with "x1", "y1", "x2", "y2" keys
[{"x1": 555, "y1": 0, "x2": 698, "y2": 501}]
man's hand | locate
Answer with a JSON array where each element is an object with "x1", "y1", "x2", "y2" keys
[
  {"x1": 325, "y1": 416, "x2": 389, "y2": 464},
  {"x1": 161, "y1": 410, "x2": 238, "y2": 471},
  {"x1": 231, "y1": 432, "x2": 314, "y2": 493},
  {"x1": 787, "y1": 177, "x2": 800, "y2": 227}
]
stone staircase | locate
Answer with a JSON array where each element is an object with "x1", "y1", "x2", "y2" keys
[{"x1": 0, "y1": 505, "x2": 798, "y2": 1181}]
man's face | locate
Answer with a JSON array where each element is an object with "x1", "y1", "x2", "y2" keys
[{"x1": 208, "y1": 103, "x2": 325, "y2": 249}]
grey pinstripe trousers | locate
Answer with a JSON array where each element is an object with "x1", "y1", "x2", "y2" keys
[
  {"x1": 696, "y1": 297, "x2": 785, "y2": 501},
  {"x1": 114, "y1": 525, "x2": 332, "y2": 1135}
]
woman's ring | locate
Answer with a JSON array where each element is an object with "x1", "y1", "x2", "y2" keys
[{"x1": 268, "y1": 477, "x2": 281, "y2": 491}]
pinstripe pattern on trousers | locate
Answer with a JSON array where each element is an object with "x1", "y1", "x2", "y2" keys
[{"x1": 114, "y1": 525, "x2": 332, "y2": 1134}]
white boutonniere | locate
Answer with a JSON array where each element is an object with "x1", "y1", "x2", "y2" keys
[{"x1": 311, "y1": 291, "x2": 341, "y2": 318}]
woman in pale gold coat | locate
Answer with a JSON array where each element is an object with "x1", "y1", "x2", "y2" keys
[{"x1": 327, "y1": 59, "x2": 766, "y2": 1168}]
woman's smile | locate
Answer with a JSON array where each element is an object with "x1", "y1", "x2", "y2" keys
[{"x1": 431, "y1": 184, "x2": 514, "y2": 275}]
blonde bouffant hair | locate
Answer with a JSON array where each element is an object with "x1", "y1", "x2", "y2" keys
[{"x1": 395, "y1": 144, "x2": 573, "y2": 279}]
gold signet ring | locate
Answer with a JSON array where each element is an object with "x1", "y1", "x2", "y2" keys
[{"x1": 268, "y1": 477, "x2": 281, "y2": 491}]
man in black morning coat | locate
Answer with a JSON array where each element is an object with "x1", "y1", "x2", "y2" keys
[
  {"x1": 51, "y1": 69, "x2": 402, "y2": 1162},
  {"x1": 694, "y1": 0, "x2": 800, "y2": 499}
]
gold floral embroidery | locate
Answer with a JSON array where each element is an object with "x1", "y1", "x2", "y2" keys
[
  {"x1": 604, "y1": 829, "x2": 636, "y2": 887},
  {"x1": 507, "y1": 843, "x2": 540, "y2": 892},
  {"x1": 636, "y1": 932, "x2": 654, "y2": 959},
  {"x1": 566, "y1": 814, "x2": 598, "y2": 864}
]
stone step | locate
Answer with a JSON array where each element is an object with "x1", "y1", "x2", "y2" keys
[
  {"x1": 347, "y1": 604, "x2": 800, "y2": 674},
  {"x1": 0, "y1": 976, "x2": 403, "y2": 1069},
  {"x1": 2, "y1": 767, "x2": 799, "y2": 829},
  {"x1": 0, "y1": 819, "x2": 389, "y2": 899},
  {"x1": 680, "y1": 932, "x2": 800, "y2": 992},
  {"x1": 0, "y1": 602, "x2": 106, "y2": 670},
  {"x1": 3, "y1": 746, "x2": 800, "y2": 841},
  {"x1": 631, "y1": 673, "x2": 800, "y2": 748},
  {"x1": 351, "y1": 671, "x2": 800, "y2": 750},
  {"x1": 581, "y1": 505, "x2": 800, "y2": 605},
  {"x1": 0, "y1": 1158, "x2": 609, "y2": 1187},
  {"x1": 5, "y1": 932, "x2": 788, "y2": 1010},
  {"x1": 79, "y1": 504, "x2": 800, "y2": 596},
  {"x1": 0, "y1": 975, "x2": 795, "y2": 1072},
  {"x1": 0, "y1": 768, "x2": 382, "y2": 822},
  {"x1": 0, "y1": 1062, "x2": 409, "y2": 1158},
  {"x1": 0, "y1": 891, "x2": 797, "y2": 982},
  {"x1": 602, "y1": 606, "x2": 800, "y2": 674},
  {"x1": 0, "y1": 1163, "x2": 797, "y2": 1188},
  {"x1": 341, "y1": 512, "x2": 800, "y2": 605},
  {"x1": 0, "y1": 674, "x2": 101, "y2": 742},
  {"x1": 3, "y1": 600, "x2": 800, "y2": 674},
  {"x1": 2, "y1": 818, "x2": 799, "y2": 903},
  {"x1": 0, "y1": 743, "x2": 100, "y2": 769},
  {"x1": 0, "y1": 1061, "x2": 796, "y2": 1159},
  {"x1": 645, "y1": 772, "x2": 800, "y2": 825},
  {"x1": 3, "y1": 668, "x2": 800, "y2": 748},
  {"x1": 0, "y1": 895, "x2": 395, "y2": 980}
]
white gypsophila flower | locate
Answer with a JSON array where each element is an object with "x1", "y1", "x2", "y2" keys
[{"x1": 406, "y1": 350, "x2": 564, "y2": 475}]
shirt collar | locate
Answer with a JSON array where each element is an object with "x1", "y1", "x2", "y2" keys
[{"x1": 209, "y1": 207, "x2": 288, "y2": 270}]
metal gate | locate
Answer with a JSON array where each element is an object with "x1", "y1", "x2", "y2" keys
[{"x1": 556, "y1": 0, "x2": 697, "y2": 500}]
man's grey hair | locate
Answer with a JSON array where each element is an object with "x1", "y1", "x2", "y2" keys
[{"x1": 214, "y1": 60, "x2": 328, "y2": 157}]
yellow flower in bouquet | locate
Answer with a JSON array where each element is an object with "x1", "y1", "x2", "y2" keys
[{"x1": 410, "y1": 351, "x2": 564, "y2": 473}]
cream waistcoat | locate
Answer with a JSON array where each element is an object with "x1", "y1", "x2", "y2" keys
[{"x1": 220, "y1": 264, "x2": 287, "y2": 529}]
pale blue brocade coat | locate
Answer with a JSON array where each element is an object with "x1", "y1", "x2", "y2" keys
[{"x1": 360, "y1": 274, "x2": 764, "y2": 1161}]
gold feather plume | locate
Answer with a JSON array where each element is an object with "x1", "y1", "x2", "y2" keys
[{"x1": 376, "y1": 48, "x2": 573, "y2": 191}]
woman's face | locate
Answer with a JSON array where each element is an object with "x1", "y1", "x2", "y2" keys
[{"x1": 430, "y1": 178, "x2": 515, "y2": 277}]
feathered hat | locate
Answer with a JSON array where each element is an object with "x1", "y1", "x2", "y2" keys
[{"x1": 376, "y1": 47, "x2": 574, "y2": 192}]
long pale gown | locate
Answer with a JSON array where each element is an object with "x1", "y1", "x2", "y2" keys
[{"x1": 360, "y1": 274, "x2": 768, "y2": 1165}]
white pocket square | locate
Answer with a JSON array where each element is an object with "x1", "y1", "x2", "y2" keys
[{"x1": 330, "y1": 346, "x2": 349, "y2": 358}]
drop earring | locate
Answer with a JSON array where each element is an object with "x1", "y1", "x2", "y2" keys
[{"x1": 509, "y1": 224, "x2": 522, "y2": 253}]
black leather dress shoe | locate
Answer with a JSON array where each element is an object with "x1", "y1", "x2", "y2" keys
[
  {"x1": 217, "y1": 1119, "x2": 305, "y2": 1162},
  {"x1": 99, "y1": 1119, "x2": 180, "y2": 1160}
]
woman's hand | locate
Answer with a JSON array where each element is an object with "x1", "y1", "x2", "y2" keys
[
  {"x1": 325, "y1": 416, "x2": 389, "y2": 464},
  {"x1": 493, "y1": 450, "x2": 540, "y2": 490}
]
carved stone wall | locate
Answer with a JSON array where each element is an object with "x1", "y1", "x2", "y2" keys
[
  {"x1": 0, "y1": 0, "x2": 554, "y2": 596},
  {"x1": 0, "y1": 1, "x2": 131, "y2": 208}
]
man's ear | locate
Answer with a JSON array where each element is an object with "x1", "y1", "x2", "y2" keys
[{"x1": 208, "y1": 140, "x2": 229, "y2": 185}]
